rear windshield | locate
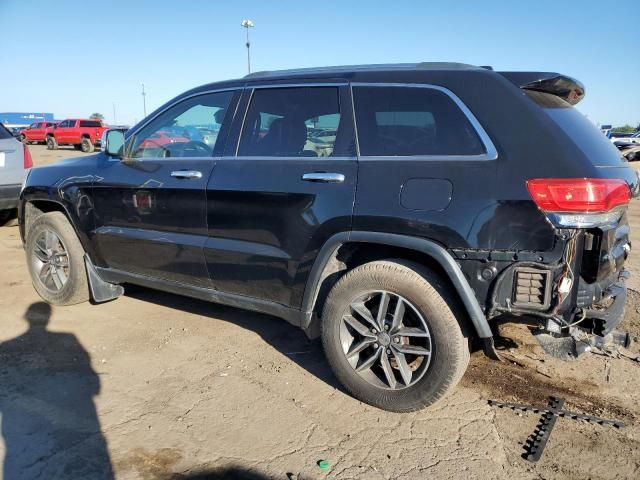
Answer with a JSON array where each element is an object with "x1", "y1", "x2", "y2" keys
[
  {"x1": 525, "y1": 90, "x2": 625, "y2": 167},
  {"x1": 0, "y1": 123, "x2": 12, "y2": 139}
]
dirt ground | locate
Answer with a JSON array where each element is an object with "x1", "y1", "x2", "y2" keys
[{"x1": 0, "y1": 145, "x2": 639, "y2": 479}]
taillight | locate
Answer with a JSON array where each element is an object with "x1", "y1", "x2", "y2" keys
[
  {"x1": 23, "y1": 143, "x2": 33, "y2": 169},
  {"x1": 527, "y1": 178, "x2": 630, "y2": 228}
]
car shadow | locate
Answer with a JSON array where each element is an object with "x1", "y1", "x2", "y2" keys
[
  {"x1": 0, "y1": 302, "x2": 114, "y2": 479},
  {"x1": 124, "y1": 285, "x2": 345, "y2": 393}
]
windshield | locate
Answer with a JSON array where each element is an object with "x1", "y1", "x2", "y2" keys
[{"x1": 525, "y1": 90, "x2": 625, "y2": 167}]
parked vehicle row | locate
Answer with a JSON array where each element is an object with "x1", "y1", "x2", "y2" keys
[
  {"x1": 19, "y1": 119, "x2": 109, "y2": 153},
  {"x1": 18, "y1": 63, "x2": 639, "y2": 412}
]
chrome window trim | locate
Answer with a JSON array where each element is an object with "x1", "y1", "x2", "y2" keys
[
  {"x1": 350, "y1": 82, "x2": 498, "y2": 161},
  {"x1": 219, "y1": 156, "x2": 356, "y2": 162},
  {"x1": 234, "y1": 83, "x2": 351, "y2": 159}
]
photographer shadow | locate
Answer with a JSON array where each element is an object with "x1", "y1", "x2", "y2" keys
[{"x1": 0, "y1": 302, "x2": 113, "y2": 479}]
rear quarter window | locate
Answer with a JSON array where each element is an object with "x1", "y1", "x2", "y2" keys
[
  {"x1": 524, "y1": 90, "x2": 625, "y2": 167},
  {"x1": 79, "y1": 120, "x2": 101, "y2": 128},
  {"x1": 0, "y1": 123, "x2": 12, "y2": 139},
  {"x1": 353, "y1": 86, "x2": 485, "y2": 157}
]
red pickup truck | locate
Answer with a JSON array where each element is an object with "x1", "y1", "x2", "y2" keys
[
  {"x1": 20, "y1": 121, "x2": 58, "y2": 144},
  {"x1": 46, "y1": 119, "x2": 109, "y2": 153}
]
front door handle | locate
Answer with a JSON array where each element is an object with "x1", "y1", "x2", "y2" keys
[
  {"x1": 302, "y1": 172, "x2": 345, "y2": 183},
  {"x1": 171, "y1": 170, "x2": 203, "y2": 179}
]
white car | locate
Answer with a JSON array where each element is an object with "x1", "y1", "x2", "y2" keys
[
  {"x1": 613, "y1": 131, "x2": 640, "y2": 148},
  {"x1": 0, "y1": 123, "x2": 31, "y2": 222}
]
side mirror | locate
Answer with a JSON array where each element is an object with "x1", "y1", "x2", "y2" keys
[{"x1": 101, "y1": 129, "x2": 125, "y2": 158}]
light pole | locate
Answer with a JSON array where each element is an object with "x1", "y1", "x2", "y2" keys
[
  {"x1": 241, "y1": 19, "x2": 254, "y2": 74},
  {"x1": 141, "y1": 82, "x2": 147, "y2": 118}
]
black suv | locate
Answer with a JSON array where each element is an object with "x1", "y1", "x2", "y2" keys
[{"x1": 19, "y1": 63, "x2": 638, "y2": 412}]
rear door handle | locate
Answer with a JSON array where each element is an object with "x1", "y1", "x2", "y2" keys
[
  {"x1": 302, "y1": 172, "x2": 345, "y2": 183},
  {"x1": 171, "y1": 170, "x2": 203, "y2": 179}
]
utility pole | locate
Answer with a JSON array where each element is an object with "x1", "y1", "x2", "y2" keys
[
  {"x1": 112, "y1": 102, "x2": 117, "y2": 125},
  {"x1": 141, "y1": 82, "x2": 147, "y2": 118},
  {"x1": 241, "y1": 19, "x2": 254, "y2": 74}
]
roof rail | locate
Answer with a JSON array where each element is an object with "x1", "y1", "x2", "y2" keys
[{"x1": 244, "y1": 62, "x2": 482, "y2": 79}]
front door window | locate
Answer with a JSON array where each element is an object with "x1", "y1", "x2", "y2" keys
[{"x1": 127, "y1": 91, "x2": 234, "y2": 159}]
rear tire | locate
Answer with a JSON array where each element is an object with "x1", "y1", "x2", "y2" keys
[
  {"x1": 81, "y1": 137, "x2": 95, "y2": 153},
  {"x1": 321, "y1": 259, "x2": 470, "y2": 412},
  {"x1": 25, "y1": 211, "x2": 90, "y2": 305},
  {"x1": 46, "y1": 136, "x2": 58, "y2": 150}
]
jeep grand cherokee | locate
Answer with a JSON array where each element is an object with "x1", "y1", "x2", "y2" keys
[{"x1": 19, "y1": 63, "x2": 638, "y2": 412}]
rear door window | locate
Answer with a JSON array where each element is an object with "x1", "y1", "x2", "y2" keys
[
  {"x1": 352, "y1": 86, "x2": 485, "y2": 157},
  {"x1": 238, "y1": 87, "x2": 353, "y2": 157}
]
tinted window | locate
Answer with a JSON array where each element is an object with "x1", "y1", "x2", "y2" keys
[
  {"x1": 0, "y1": 123, "x2": 11, "y2": 139},
  {"x1": 80, "y1": 120, "x2": 101, "y2": 127},
  {"x1": 525, "y1": 90, "x2": 624, "y2": 167},
  {"x1": 128, "y1": 90, "x2": 234, "y2": 159},
  {"x1": 238, "y1": 87, "x2": 353, "y2": 157},
  {"x1": 353, "y1": 86, "x2": 485, "y2": 156}
]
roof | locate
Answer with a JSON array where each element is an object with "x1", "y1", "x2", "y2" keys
[{"x1": 244, "y1": 62, "x2": 487, "y2": 80}]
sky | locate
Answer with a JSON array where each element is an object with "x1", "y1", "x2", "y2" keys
[{"x1": 0, "y1": 0, "x2": 638, "y2": 127}]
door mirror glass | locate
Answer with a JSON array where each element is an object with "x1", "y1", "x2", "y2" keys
[{"x1": 102, "y1": 129, "x2": 125, "y2": 158}]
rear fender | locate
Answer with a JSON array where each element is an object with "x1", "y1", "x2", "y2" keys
[{"x1": 301, "y1": 231, "x2": 494, "y2": 340}]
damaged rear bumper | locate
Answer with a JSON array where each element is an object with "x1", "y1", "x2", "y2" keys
[
  {"x1": 581, "y1": 272, "x2": 627, "y2": 337},
  {"x1": 537, "y1": 270, "x2": 631, "y2": 358}
]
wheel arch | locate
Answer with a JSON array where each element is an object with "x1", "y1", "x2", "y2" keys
[
  {"x1": 301, "y1": 231, "x2": 494, "y2": 342},
  {"x1": 20, "y1": 197, "x2": 99, "y2": 264}
]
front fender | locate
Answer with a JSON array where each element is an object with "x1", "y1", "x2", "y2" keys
[{"x1": 19, "y1": 160, "x2": 101, "y2": 264}]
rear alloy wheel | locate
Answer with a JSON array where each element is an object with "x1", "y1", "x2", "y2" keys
[
  {"x1": 81, "y1": 137, "x2": 95, "y2": 153},
  {"x1": 26, "y1": 211, "x2": 89, "y2": 305},
  {"x1": 322, "y1": 260, "x2": 470, "y2": 412},
  {"x1": 46, "y1": 136, "x2": 58, "y2": 150},
  {"x1": 338, "y1": 291, "x2": 432, "y2": 390}
]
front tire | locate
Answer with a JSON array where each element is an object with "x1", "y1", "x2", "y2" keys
[
  {"x1": 81, "y1": 137, "x2": 95, "y2": 153},
  {"x1": 321, "y1": 260, "x2": 470, "y2": 412},
  {"x1": 46, "y1": 136, "x2": 58, "y2": 150},
  {"x1": 25, "y1": 211, "x2": 90, "y2": 305}
]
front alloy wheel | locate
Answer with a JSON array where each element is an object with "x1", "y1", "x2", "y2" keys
[
  {"x1": 25, "y1": 211, "x2": 90, "y2": 305},
  {"x1": 31, "y1": 229, "x2": 70, "y2": 292}
]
